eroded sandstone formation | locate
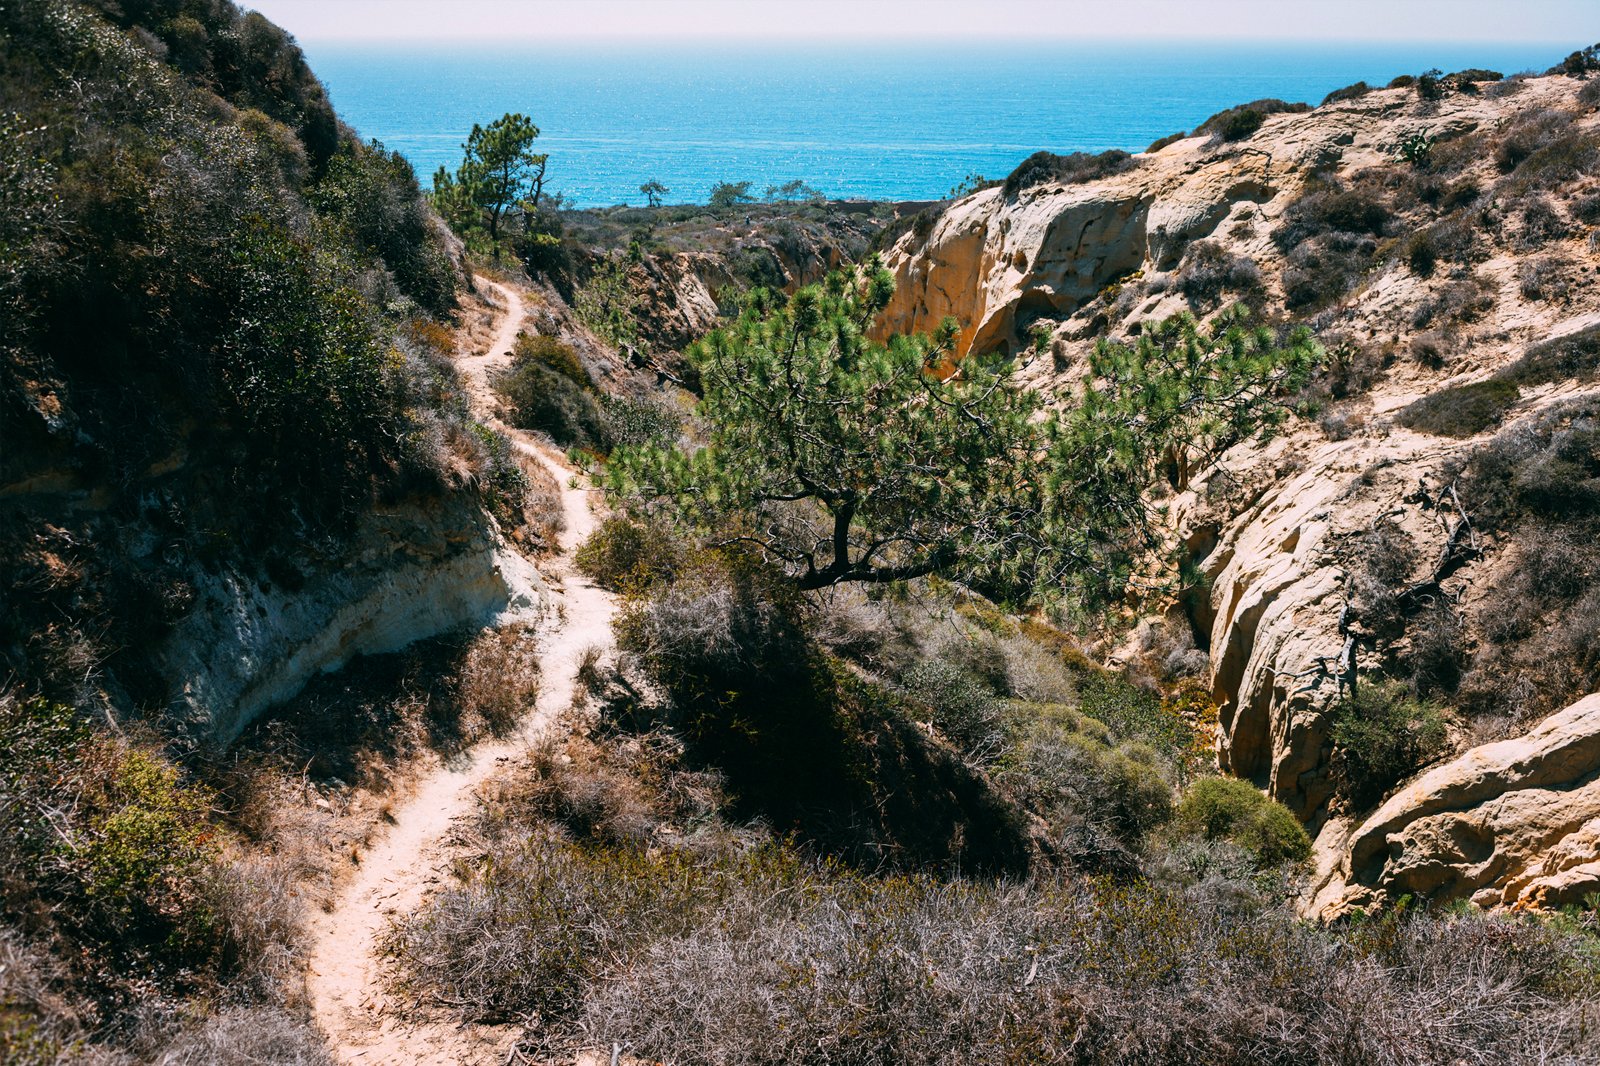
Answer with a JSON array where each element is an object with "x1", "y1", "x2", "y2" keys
[
  {"x1": 1308, "y1": 693, "x2": 1600, "y2": 915},
  {"x1": 878, "y1": 74, "x2": 1600, "y2": 912}
]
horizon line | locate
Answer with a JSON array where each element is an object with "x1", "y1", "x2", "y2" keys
[{"x1": 293, "y1": 33, "x2": 1585, "y2": 47}]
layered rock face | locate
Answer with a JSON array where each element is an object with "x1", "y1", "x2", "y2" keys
[
  {"x1": 879, "y1": 74, "x2": 1600, "y2": 912},
  {"x1": 878, "y1": 183, "x2": 1159, "y2": 356},
  {"x1": 1309, "y1": 693, "x2": 1600, "y2": 915},
  {"x1": 166, "y1": 496, "x2": 547, "y2": 746}
]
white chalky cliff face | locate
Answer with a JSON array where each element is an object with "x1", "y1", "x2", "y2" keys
[{"x1": 163, "y1": 493, "x2": 548, "y2": 746}]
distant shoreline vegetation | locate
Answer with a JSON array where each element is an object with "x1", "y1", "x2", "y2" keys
[{"x1": 305, "y1": 39, "x2": 1571, "y2": 207}]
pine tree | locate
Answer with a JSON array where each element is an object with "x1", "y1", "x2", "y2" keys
[
  {"x1": 432, "y1": 113, "x2": 547, "y2": 249},
  {"x1": 640, "y1": 179, "x2": 669, "y2": 207},
  {"x1": 608, "y1": 261, "x2": 1320, "y2": 607}
]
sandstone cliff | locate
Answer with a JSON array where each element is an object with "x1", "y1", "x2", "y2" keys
[{"x1": 879, "y1": 73, "x2": 1600, "y2": 913}]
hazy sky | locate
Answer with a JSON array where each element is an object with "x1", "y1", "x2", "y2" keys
[{"x1": 243, "y1": 0, "x2": 1596, "y2": 45}]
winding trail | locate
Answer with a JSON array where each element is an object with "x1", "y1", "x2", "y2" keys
[{"x1": 305, "y1": 278, "x2": 616, "y2": 1065}]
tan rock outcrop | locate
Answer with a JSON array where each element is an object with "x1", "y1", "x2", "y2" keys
[
  {"x1": 1191, "y1": 429, "x2": 1475, "y2": 818},
  {"x1": 878, "y1": 74, "x2": 1600, "y2": 910},
  {"x1": 1308, "y1": 693, "x2": 1600, "y2": 916},
  {"x1": 879, "y1": 184, "x2": 1155, "y2": 356}
]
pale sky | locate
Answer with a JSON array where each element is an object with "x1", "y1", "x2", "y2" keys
[{"x1": 242, "y1": 0, "x2": 1596, "y2": 44}]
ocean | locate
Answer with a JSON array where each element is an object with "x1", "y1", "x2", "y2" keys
[{"x1": 302, "y1": 40, "x2": 1569, "y2": 207}]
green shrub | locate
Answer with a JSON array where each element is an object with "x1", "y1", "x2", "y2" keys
[
  {"x1": 1000, "y1": 702, "x2": 1173, "y2": 868},
  {"x1": 1145, "y1": 131, "x2": 1188, "y2": 153},
  {"x1": 494, "y1": 361, "x2": 611, "y2": 450},
  {"x1": 601, "y1": 393, "x2": 682, "y2": 450},
  {"x1": 1002, "y1": 149, "x2": 1137, "y2": 197},
  {"x1": 902, "y1": 661, "x2": 1007, "y2": 765},
  {"x1": 576, "y1": 515, "x2": 682, "y2": 590},
  {"x1": 0, "y1": 697, "x2": 235, "y2": 967},
  {"x1": 616, "y1": 557, "x2": 1028, "y2": 872},
  {"x1": 1197, "y1": 99, "x2": 1308, "y2": 143},
  {"x1": 1076, "y1": 671, "x2": 1192, "y2": 763},
  {"x1": 1551, "y1": 43, "x2": 1600, "y2": 77},
  {"x1": 311, "y1": 139, "x2": 459, "y2": 315},
  {"x1": 514, "y1": 333, "x2": 589, "y2": 386},
  {"x1": 1216, "y1": 107, "x2": 1265, "y2": 140},
  {"x1": 573, "y1": 254, "x2": 639, "y2": 348},
  {"x1": 1175, "y1": 776, "x2": 1310, "y2": 867},
  {"x1": 1397, "y1": 379, "x2": 1519, "y2": 437},
  {"x1": 1330, "y1": 680, "x2": 1448, "y2": 808},
  {"x1": 77, "y1": 749, "x2": 216, "y2": 922},
  {"x1": 1321, "y1": 81, "x2": 1371, "y2": 105}
]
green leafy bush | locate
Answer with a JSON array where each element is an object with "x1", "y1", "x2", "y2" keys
[
  {"x1": 1330, "y1": 681, "x2": 1448, "y2": 807},
  {"x1": 902, "y1": 661, "x2": 1008, "y2": 765},
  {"x1": 76, "y1": 749, "x2": 216, "y2": 921},
  {"x1": 601, "y1": 393, "x2": 682, "y2": 450},
  {"x1": 0, "y1": 696, "x2": 285, "y2": 980},
  {"x1": 0, "y1": 0, "x2": 468, "y2": 693},
  {"x1": 1174, "y1": 776, "x2": 1310, "y2": 867},
  {"x1": 573, "y1": 253, "x2": 639, "y2": 348},
  {"x1": 514, "y1": 333, "x2": 589, "y2": 385},
  {"x1": 312, "y1": 139, "x2": 459, "y2": 315},
  {"x1": 615, "y1": 555, "x2": 1029, "y2": 872}
]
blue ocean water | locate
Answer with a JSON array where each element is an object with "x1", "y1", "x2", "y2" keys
[{"x1": 303, "y1": 40, "x2": 1567, "y2": 207}]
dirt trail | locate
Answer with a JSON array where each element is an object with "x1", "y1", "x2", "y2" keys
[{"x1": 305, "y1": 278, "x2": 615, "y2": 1065}]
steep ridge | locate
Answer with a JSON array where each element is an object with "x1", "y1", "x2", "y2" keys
[
  {"x1": 878, "y1": 72, "x2": 1600, "y2": 912},
  {"x1": 1, "y1": 0, "x2": 542, "y2": 746},
  {"x1": 306, "y1": 279, "x2": 618, "y2": 1065}
]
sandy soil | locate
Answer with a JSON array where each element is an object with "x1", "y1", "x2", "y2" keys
[{"x1": 304, "y1": 279, "x2": 616, "y2": 1065}]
